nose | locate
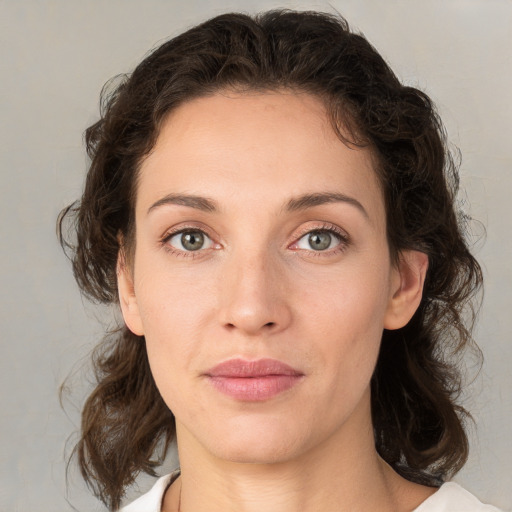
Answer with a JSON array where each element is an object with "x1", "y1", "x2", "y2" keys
[{"x1": 218, "y1": 250, "x2": 292, "y2": 336}]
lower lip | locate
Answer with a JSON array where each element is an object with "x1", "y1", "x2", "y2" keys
[{"x1": 208, "y1": 375, "x2": 302, "y2": 401}]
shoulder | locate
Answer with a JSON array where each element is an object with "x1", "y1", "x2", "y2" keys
[
  {"x1": 119, "y1": 473, "x2": 176, "y2": 512},
  {"x1": 119, "y1": 477, "x2": 505, "y2": 512},
  {"x1": 413, "y1": 482, "x2": 505, "y2": 512}
]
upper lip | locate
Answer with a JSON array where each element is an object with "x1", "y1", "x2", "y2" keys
[{"x1": 205, "y1": 358, "x2": 303, "y2": 378}]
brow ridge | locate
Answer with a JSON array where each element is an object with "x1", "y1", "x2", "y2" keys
[
  {"x1": 147, "y1": 191, "x2": 367, "y2": 218},
  {"x1": 147, "y1": 193, "x2": 218, "y2": 214},
  {"x1": 285, "y1": 192, "x2": 368, "y2": 218}
]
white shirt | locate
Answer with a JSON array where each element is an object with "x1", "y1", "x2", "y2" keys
[{"x1": 120, "y1": 473, "x2": 504, "y2": 512}]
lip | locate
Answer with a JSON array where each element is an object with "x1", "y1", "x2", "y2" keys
[{"x1": 204, "y1": 358, "x2": 304, "y2": 401}]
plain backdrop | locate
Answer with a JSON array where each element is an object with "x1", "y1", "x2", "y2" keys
[{"x1": 0, "y1": 1, "x2": 511, "y2": 510}]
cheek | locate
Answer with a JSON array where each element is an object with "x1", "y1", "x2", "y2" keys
[
  {"x1": 300, "y1": 258, "x2": 391, "y2": 333},
  {"x1": 132, "y1": 252, "x2": 226, "y2": 389},
  {"x1": 302, "y1": 264, "x2": 391, "y2": 386},
  {"x1": 135, "y1": 254, "x2": 216, "y2": 334}
]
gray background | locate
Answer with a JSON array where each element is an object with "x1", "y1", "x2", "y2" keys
[{"x1": 1, "y1": 0, "x2": 511, "y2": 510}]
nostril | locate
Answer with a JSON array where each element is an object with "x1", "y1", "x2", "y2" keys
[{"x1": 264, "y1": 322, "x2": 276, "y2": 328}]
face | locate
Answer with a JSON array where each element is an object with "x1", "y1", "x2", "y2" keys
[{"x1": 119, "y1": 91, "x2": 426, "y2": 465}]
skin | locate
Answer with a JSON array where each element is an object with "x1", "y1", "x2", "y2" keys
[{"x1": 118, "y1": 91, "x2": 432, "y2": 512}]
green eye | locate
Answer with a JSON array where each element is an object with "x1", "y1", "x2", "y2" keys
[
  {"x1": 307, "y1": 231, "x2": 332, "y2": 251},
  {"x1": 181, "y1": 232, "x2": 205, "y2": 251},
  {"x1": 295, "y1": 229, "x2": 343, "y2": 252},
  {"x1": 168, "y1": 230, "x2": 213, "y2": 252}
]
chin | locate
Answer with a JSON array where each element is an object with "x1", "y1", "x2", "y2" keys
[
  {"x1": 200, "y1": 416, "x2": 313, "y2": 465},
  {"x1": 212, "y1": 441, "x2": 299, "y2": 465}
]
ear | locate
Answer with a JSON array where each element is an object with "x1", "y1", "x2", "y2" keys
[
  {"x1": 384, "y1": 250, "x2": 428, "y2": 330},
  {"x1": 117, "y1": 248, "x2": 144, "y2": 336}
]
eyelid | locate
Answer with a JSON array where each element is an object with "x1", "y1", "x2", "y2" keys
[
  {"x1": 168, "y1": 230, "x2": 214, "y2": 250},
  {"x1": 160, "y1": 223, "x2": 221, "y2": 256},
  {"x1": 158, "y1": 221, "x2": 349, "y2": 257},
  {"x1": 288, "y1": 222, "x2": 350, "y2": 253},
  {"x1": 161, "y1": 223, "x2": 210, "y2": 240}
]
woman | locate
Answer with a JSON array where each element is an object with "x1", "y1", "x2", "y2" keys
[{"x1": 58, "y1": 10, "x2": 501, "y2": 512}]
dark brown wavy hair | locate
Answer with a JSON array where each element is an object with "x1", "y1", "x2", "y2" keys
[{"x1": 58, "y1": 10, "x2": 483, "y2": 511}]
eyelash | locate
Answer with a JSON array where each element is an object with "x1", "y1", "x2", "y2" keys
[
  {"x1": 159, "y1": 222, "x2": 350, "y2": 258},
  {"x1": 160, "y1": 226, "x2": 218, "y2": 259},
  {"x1": 290, "y1": 223, "x2": 350, "y2": 256}
]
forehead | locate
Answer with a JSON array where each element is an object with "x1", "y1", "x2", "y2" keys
[{"x1": 136, "y1": 90, "x2": 383, "y2": 223}]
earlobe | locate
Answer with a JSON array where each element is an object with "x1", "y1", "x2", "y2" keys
[
  {"x1": 117, "y1": 249, "x2": 144, "y2": 336},
  {"x1": 384, "y1": 250, "x2": 429, "y2": 330}
]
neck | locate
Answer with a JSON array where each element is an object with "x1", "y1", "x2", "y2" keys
[
  {"x1": 164, "y1": 393, "x2": 434, "y2": 512},
  {"x1": 179, "y1": 441, "x2": 390, "y2": 512}
]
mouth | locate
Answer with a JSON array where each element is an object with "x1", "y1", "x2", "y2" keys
[{"x1": 204, "y1": 358, "x2": 304, "y2": 401}]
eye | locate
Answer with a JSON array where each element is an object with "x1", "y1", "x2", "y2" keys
[
  {"x1": 294, "y1": 229, "x2": 345, "y2": 252},
  {"x1": 166, "y1": 229, "x2": 214, "y2": 252}
]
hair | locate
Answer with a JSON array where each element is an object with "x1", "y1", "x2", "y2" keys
[{"x1": 58, "y1": 9, "x2": 483, "y2": 511}]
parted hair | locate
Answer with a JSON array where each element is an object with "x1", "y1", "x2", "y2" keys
[{"x1": 58, "y1": 10, "x2": 482, "y2": 511}]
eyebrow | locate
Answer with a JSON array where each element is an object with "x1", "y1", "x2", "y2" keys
[
  {"x1": 147, "y1": 193, "x2": 218, "y2": 214},
  {"x1": 147, "y1": 191, "x2": 368, "y2": 219},
  {"x1": 285, "y1": 192, "x2": 369, "y2": 219}
]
